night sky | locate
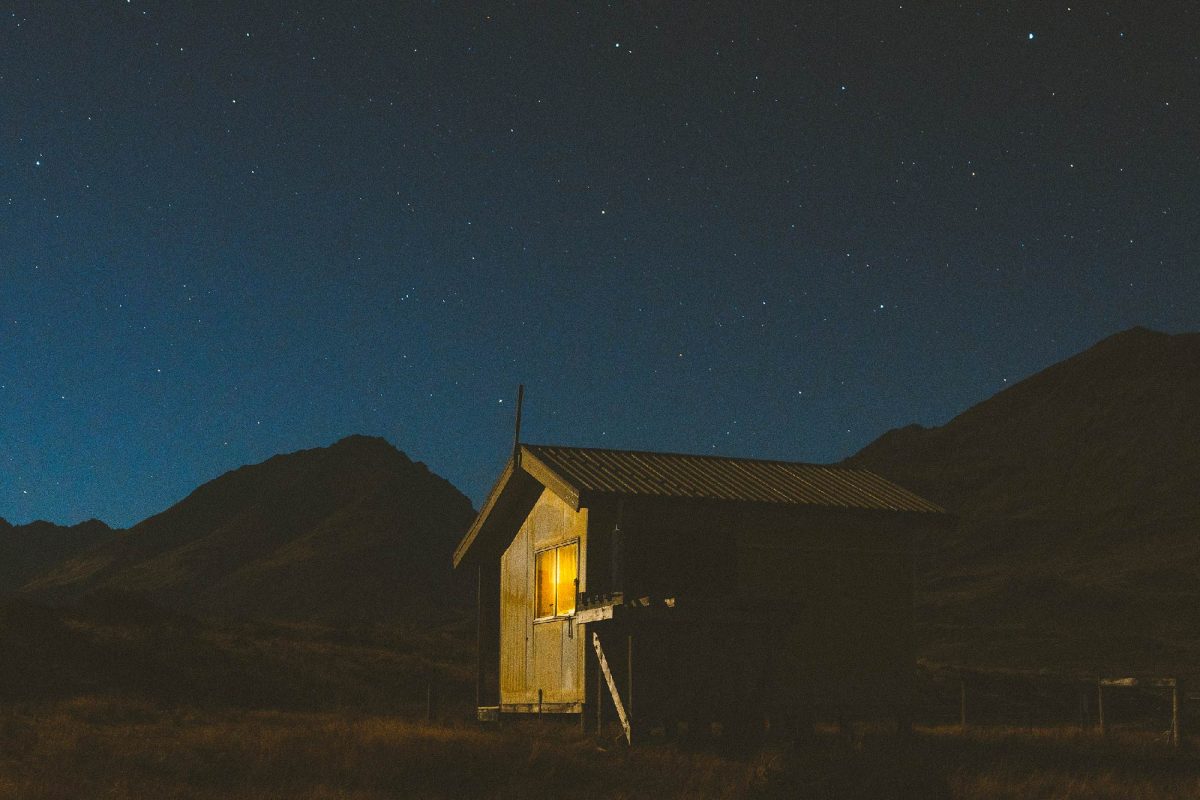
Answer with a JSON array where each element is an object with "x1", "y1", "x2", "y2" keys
[{"x1": 3, "y1": 2, "x2": 1197, "y2": 528}]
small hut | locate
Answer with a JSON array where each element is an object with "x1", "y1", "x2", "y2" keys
[{"x1": 452, "y1": 443, "x2": 946, "y2": 740}]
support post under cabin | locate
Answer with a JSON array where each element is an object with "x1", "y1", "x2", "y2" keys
[
  {"x1": 580, "y1": 672, "x2": 587, "y2": 733},
  {"x1": 596, "y1": 639, "x2": 604, "y2": 735},
  {"x1": 475, "y1": 565, "x2": 483, "y2": 712},
  {"x1": 627, "y1": 633, "x2": 634, "y2": 743}
]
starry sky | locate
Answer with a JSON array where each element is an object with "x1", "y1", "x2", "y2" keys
[{"x1": 2, "y1": 2, "x2": 1197, "y2": 528}]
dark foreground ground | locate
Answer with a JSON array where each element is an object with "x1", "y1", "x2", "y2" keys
[
  {"x1": 3, "y1": 696, "x2": 1200, "y2": 800},
  {"x1": 3, "y1": 598, "x2": 1199, "y2": 798}
]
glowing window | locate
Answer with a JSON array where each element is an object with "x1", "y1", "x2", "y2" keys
[
  {"x1": 535, "y1": 542, "x2": 578, "y2": 619},
  {"x1": 535, "y1": 549, "x2": 556, "y2": 618}
]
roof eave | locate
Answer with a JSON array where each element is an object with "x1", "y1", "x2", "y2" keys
[
  {"x1": 516, "y1": 446, "x2": 582, "y2": 510},
  {"x1": 451, "y1": 446, "x2": 589, "y2": 569},
  {"x1": 452, "y1": 456, "x2": 517, "y2": 569}
]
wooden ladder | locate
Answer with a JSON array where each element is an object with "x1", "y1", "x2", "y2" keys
[{"x1": 592, "y1": 632, "x2": 631, "y2": 744}]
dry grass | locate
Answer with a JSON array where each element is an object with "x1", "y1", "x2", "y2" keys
[
  {"x1": 0, "y1": 697, "x2": 751, "y2": 800},
  {"x1": 925, "y1": 724, "x2": 1200, "y2": 800},
  {"x1": 3, "y1": 699, "x2": 1200, "y2": 799}
]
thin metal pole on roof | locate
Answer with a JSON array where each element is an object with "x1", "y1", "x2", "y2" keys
[{"x1": 513, "y1": 384, "x2": 524, "y2": 466}]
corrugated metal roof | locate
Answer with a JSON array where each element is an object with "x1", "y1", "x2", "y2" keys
[{"x1": 522, "y1": 444, "x2": 944, "y2": 513}]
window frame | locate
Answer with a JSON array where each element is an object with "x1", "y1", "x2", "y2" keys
[{"x1": 533, "y1": 539, "x2": 579, "y2": 622}]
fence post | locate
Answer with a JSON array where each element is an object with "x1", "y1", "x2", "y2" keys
[
  {"x1": 897, "y1": 672, "x2": 913, "y2": 738},
  {"x1": 959, "y1": 676, "x2": 967, "y2": 731},
  {"x1": 426, "y1": 682, "x2": 433, "y2": 724},
  {"x1": 1172, "y1": 678, "x2": 1182, "y2": 749},
  {"x1": 1097, "y1": 680, "x2": 1105, "y2": 735}
]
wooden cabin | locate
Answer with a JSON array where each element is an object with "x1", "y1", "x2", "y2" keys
[{"x1": 452, "y1": 444, "x2": 946, "y2": 740}]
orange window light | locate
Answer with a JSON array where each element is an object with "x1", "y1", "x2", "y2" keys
[
  {"x1": 535, "y1": 543, "x2": 578, "y2": 619},
  {"x1": 556, "y1": 543, "x2": 577, "y2": 616},
  {"x1": 535, "y1": 548, "x2": 556, "y2": 618}
]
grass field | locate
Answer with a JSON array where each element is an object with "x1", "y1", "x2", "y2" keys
[
  {"x1": 4, "y1": 697, "x2": 1200, "y2": 799},
  {"x1": 5, "y1": 597, "x2": 1200, "y2": 798}
]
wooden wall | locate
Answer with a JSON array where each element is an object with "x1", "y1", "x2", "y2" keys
[{"x1": 498, "y1": 487, "x2": 588, "y2": 707}]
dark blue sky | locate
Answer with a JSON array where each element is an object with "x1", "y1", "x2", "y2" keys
[{"x1": 3, "y1": 2, "x2": 1197, "y2": 528}]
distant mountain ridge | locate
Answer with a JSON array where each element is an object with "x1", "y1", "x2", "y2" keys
[
  {"x1": 25, "y1": 436, "x2": 476, "y2": 621},
  {"x1": 0, "y1": 518, "x2": 116, "y2": 592},
  {"x1": 847, "y1": 326, "x2": 1200, "y2": 672},
  {"x1": 848, "y1": 327, "x2": 1200, "y2": 523},
  {"x1": 10, "y1": 328, "x2": 1199, "y2": 672}
]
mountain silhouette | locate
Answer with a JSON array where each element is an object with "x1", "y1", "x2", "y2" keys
[
  {"x1": 849, "y1": 327, "x2": 1200, "y2": 521},
  {"x1": 847, "y1": 327, "x2": 1200, "y2": 672},
  {"x1": 25, "y1": 436, "x2": 476, "y2": 621},
  {"x1": 13, "y1": 328, "x2": 1198, "y2": 672},
  {"x1": 0, "y1": 518, "x2": 116, "y2": 592}
]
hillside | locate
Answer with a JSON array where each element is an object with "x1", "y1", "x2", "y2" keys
[
  {"x1": 25, "y1": 436, "x2": 477, "y2": 622},
  {"x1": 847, "y1": 327, "x2": 1200, "y2": 673},
  {"x1": 850, "y1": 327, "x2": 1200, "y2": 522},
  {"x1": 0, "y1": 518, "x2": 116, "y2": 592}
]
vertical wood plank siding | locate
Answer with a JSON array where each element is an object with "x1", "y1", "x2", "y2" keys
[{"x1": 499, "y1": 488, "x2": 587, "y2": 706}]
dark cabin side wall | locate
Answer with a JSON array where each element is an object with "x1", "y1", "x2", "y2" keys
[
  {"x1": 586, "y1": 497, "x2": 739, "y2": 599},
  {"x1": 594, "y1": 498, "x2": 918, "y2": 597},
  {"x1": 734, "y1": 516, "x2": 916, "y2": 704},
  {"x1": 588, "y1": 498, "x2": 923, "y2": 712}
]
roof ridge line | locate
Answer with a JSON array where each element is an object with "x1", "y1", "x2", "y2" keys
[{"x1": 522, "y1": 442, "x2": 870, "y2": 471}]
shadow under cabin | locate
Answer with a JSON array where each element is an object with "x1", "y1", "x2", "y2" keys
[{"x1": 451, "y1": 443, "x2": 947, "y2": 741}]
